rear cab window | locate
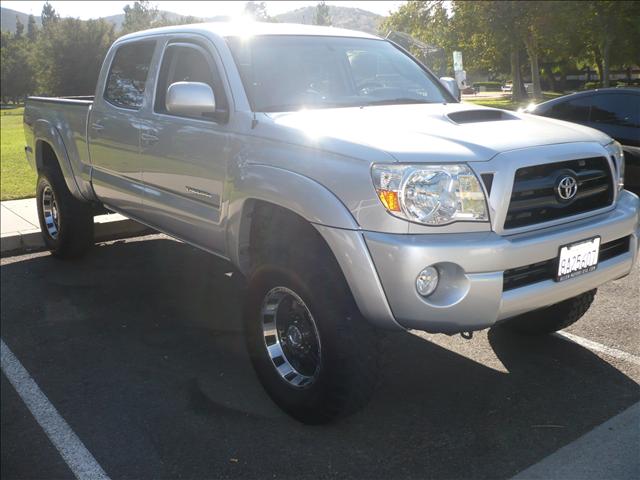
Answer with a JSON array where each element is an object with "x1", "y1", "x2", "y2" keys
[{"x1": 104, "y1": 41, "x2": 156, "y2": 109}]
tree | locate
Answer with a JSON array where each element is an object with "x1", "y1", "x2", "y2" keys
[
  {"x1": 380, "y1": 1, "x2": 454, "y2": 75},
  {"x1": 516, "y1": 2, "x2": 544, "y2": 99},
  {"x1": 0, "y1": 34, "x2": 36, "y2": 102},
  {"x1": 244, "y1": 2, "x2": 270, "y2": 21},
  {"x1": 532, "y1": 2, "x2": 587, "y2": 92},
  {"x1": 314, "y1": 2, "x2": 331, "y2": 26},
  {"x1": 35, "y1": 18, "x2": 116, "y2": 95},
  {"x1": 27, "y1": 15, "x2": 38, "y2": 41},
  {"x1": 0, "y1": 32, "x2": 15, "y2": 102},
  {"x1": 15, "y1": 17, "x2": 24, "y2": 38},
  {"x1": 578, "y1": 1, "x2": 639, "y2": 87},
  {"x1": 122, "y1": 1, "x2": 161, "y2": 34},
  {"x1": 41, "y1": 1, "x2": 59, "y2": 28},
  {"x1": 381, "y1": 0, "x2": 639, "y2": 95}
]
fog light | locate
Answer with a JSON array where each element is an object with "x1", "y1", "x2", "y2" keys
[{"x1": 416, "y1": 266, "x2": 439, "y2": 297}]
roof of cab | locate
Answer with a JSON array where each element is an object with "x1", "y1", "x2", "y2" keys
[{"x1": 117, "y1": 21, "x2": 382, "y2": 43}]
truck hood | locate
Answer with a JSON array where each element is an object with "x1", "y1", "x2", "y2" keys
[{"x1": 264, "y1": 103, "x2": 612, "y2": 163}]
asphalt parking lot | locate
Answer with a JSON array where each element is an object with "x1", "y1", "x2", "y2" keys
[{"x1": 2, "y1": 234, "x2": 639, "y2": 480}]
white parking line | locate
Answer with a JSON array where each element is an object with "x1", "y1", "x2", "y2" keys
[
  {"x1": 512, "y1": 402, "x2": 640, "y2": 479},
  {"x1": 1, "y1": 339, "x2": 110, "y2": 480},
  {"x1": 555, "y1": 331, "x2": 640, "y2": 366}
]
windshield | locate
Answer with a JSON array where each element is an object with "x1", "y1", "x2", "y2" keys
[{"x1": 226, "y1": 35, "x2": 452, "y2": 112}]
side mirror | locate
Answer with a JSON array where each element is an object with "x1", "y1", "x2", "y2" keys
[
  {"x1": 166, "y1": 81, "x2": 216, "y2": 117},
  {"x1": 439, "y1": 77, "x2": 460, "y2": 101}
]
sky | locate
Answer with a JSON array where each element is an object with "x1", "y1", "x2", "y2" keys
[{"x1": 0, "y1": 1, "x2": 407, "y2": 18}]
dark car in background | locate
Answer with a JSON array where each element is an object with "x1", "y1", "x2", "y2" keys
[{"x1": 526, "y1": 88, "x2": 640, "y2": 195}]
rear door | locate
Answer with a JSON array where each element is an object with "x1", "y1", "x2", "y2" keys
[
  {"x1": 88, "y1": 40, "x2": 157, "y2": 218},
  {"x1": 588, "y1": 93, "x2": 640, "y2": 147},
  {"x1": 136, "y1": 37, "x2": 232, "y2": 253}
]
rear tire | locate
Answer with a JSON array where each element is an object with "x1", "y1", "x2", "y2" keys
[
  {"x1": 36, "y1": 168, "x2": 93, "y2": 259},
  {"x1": 499, "y1": 289, "x2": 596, "y2": 335}
]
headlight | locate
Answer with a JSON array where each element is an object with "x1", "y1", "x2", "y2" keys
[
  {"x1": 605, "y1": 140, "x2": 625, "y2": 191},
  {"x1": 372, "y1": 164, "x2": 488, "y2": 225}
]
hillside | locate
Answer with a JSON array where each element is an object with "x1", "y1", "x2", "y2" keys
[
  {"x1": 274, "y1": 5, "x2": 383, "y2": 34},
  {"x1": 98, "y1": 11, "x2": 189, "y2": 31},
  {"x1": 1, "y1": 7, "x2": 42, "y2": 32},
  {"x1": 1, "y1": 5, "x2": 384, "y2": 35},
  {"x1": 0, "y1": 8, "x2": 186, "y2": 32}
]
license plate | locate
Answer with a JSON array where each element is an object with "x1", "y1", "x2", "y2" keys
[{"x1": 556, "y1": 237, "x2": 600, "y2": 282}]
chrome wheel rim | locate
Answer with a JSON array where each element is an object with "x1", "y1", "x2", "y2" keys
[
  {"x1": 261, "y1": 287, "x2": 321, "y2": 388},
  {"x1": 41, "y1": 185, "x2": 60, "y2": 239}
]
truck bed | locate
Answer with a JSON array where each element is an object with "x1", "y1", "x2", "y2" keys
[{"x1": 23, "y1": 96, "x2": 96, "y2": 201}]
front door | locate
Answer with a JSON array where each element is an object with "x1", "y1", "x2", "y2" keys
[{"x1": 137, "y1": 38, "x2": 231, "y2": 254}]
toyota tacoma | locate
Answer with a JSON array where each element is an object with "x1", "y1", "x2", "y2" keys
[{"x1": 23, "y1": 23, "x2": 640, "y2": 423}]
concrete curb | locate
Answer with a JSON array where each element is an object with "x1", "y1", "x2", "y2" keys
[{"x1": 1, "y1": 217, "x2": 153, "y2": 257}]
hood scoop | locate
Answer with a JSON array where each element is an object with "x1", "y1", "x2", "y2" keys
[{"x1": 447, "y1": 109, "x2": 518, "y2": 124}]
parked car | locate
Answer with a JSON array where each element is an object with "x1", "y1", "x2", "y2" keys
[
  {"x1": 23, "y1": 23, "x2": 639, "y2": 424},
  {"x1": 525, "y1": 88, "x2": 640, "y2": 195},
  {"x1": 501, "y1": 84, "x2": 513, "y2": 93}
]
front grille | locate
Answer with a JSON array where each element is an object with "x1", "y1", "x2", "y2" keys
[
  {"x1": 504, "y1": 157, "x2": 613, "y2": 229},
  {"x1": 503, "y1": 236, "x2": 630, "y2": 291}
]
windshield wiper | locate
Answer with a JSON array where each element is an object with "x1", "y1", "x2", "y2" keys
[{"x1": 359, "y1": 98, "x2": 435, "y2": 107}]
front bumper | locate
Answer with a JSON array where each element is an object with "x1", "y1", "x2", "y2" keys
[{"x1": 361, "y1": 190, "x2": 639, "y2": 334}]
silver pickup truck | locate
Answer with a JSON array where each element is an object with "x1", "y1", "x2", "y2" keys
[{"x1": 24, "y1": 23, "x2": 639, "y2": 424}]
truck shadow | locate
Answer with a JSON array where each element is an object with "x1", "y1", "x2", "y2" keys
[{"x1": 1, "y1": 236, "x2": 638, "y2": 479}]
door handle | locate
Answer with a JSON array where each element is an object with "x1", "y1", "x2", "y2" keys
[
  {"x1": 91, "y1": 122, "x2": 105, "y2": 132},
  {"x1": 140, "y1": 132, "x2": 159, "y2": 147}
]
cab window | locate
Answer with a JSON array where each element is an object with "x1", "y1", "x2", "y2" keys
[
  {"x1": 104, "y1": 41, "x2": 156, "y2": 109},
  {"x1": 155, "y1": 42, "x2": 227, "y2": 119}
]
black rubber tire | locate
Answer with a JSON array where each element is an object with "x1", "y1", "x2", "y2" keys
[
  {"x1": 499, "y1": 289, "x2": 597, "y2": 335},
  {"x1": 36, "y1": 167, "x2": 94, "y2": 259},
  {"x1": 244, "y1": 265, "x2": 380, "y2": 424},
  {"x1": 244, "y1": 206, "x2": 380, "y2": 424}
]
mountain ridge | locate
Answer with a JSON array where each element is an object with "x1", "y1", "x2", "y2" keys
[{"x1": 1, "y1": 5, "x2": 384, "y2": 35}]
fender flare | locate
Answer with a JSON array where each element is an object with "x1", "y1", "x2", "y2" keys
[
  {"x1": 226, "y1": 164, "x2": 402, "y2": 330},
  {"x1": 33, "y1": 119, "x2": 87, "y2": 201},
  {"x1": 226, "y1": 164, "x2": 359, "y2": 272}
]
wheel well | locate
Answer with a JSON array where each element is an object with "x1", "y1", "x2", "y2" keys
[
  {"x1": 34, "y1": 140, "x2": 100, "y2": 211},
  {"x1": 245, "y1": 200, "x2": 337, "y2": 273},
  {"x1": 35, "y1": 140, "x2": 62, "y2": 175}
]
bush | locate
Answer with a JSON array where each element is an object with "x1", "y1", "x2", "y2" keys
[
  {"x1": 615, "y1": 79, "x2": 640, "y2": 87},
  {"x1": 472, "y1": 81, "x2": 503, "y2": 91},
  {"x1": 582, "y1": 80, "x2": 640, "y2": 90}
]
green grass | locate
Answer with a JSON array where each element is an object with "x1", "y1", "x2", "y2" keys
[
  {"x1": 463, "y1": 92, "x2": 564, "y2": 111},
  {"x1": 1, "y1": 106, "x2": 36, "y2": 201}
]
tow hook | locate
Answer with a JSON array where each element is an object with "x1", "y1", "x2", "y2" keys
[{"x1": 461, "y1": 331, "x2": 473, "y2": 340}]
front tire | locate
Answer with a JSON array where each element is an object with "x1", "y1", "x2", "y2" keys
[
  {"x1": 499, "y1": 289, "x2": 596, "y2": 335},
  {"x1": 36, "y1": 168, "x2": 93, "y2": 259},
  {"x1": 244, "y1": 265, "x2": 380, "y2": 424}
]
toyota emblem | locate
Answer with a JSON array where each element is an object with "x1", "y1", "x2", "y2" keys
[{"x1": 557, "y1": 175, "x2": 578, "y2": 201}]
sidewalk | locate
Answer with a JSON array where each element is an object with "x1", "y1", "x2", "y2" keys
[{"x1": 1, "y1": 198, "x2": 151, "y2": 255}]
